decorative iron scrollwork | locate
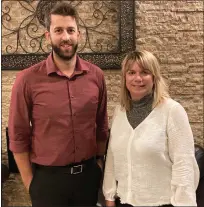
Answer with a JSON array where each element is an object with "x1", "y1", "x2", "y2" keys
[{"x1": 2, "y1": 0, "x2": 135, "y2": 70}]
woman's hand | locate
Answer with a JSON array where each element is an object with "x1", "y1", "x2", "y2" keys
[{"x1": 105, "y1": 200, "x2": 116, "y2": 207}]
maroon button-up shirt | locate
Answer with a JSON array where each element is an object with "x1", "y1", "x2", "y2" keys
[{"x1": 8, "y1": 54, "x2": 109, "y2": 166}]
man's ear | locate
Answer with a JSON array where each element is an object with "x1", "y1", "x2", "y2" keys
[
  {"x1": 77, "y1": 30, "x2": 81, "y2": 39},
  {"x1": 45, "y1": 30, "x2": 51, "y2": 43}
]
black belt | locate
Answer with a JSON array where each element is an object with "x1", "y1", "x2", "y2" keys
[{"x1": 34, "y1": 157, "x2": 96, "y2": 175}]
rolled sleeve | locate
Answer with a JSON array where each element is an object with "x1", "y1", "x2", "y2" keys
[
  {"x1": 96, "y1": 72, "x2": 109, "y2": 155},
  {"x1": 8, "y1": 71, "x2": 32, "y2": 153}
]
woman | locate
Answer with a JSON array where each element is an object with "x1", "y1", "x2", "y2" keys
[{"x1": 103, "y1": 50, "x2": 199, "y2": 207}]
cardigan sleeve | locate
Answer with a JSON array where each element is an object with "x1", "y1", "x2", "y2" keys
[
  {"x1": 102, "y1": 106, "x2": 119, "y2": 201},
  {"x1": 167, "y1": 103, "x2": 200, "y2": 206},
  {"x1": 103, "y1": 142, "x2": 117, "y2": 201}
]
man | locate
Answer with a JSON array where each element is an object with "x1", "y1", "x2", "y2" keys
[{"x1": 8, "y1": 2, "x2": 108, "y2": 207}]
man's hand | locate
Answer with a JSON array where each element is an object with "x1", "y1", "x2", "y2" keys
[
  {"x1": 105, "y1": 200, "x2": 115, "y2": 207},
  {"x1": 96, "y1": 158, "x2": 104, "y2": 171},
  {"x1": 13, "y1": 152, "x2": 33, "y2": 192},
  {"x1": 23, "y1": 175, "x2": 33, "y2": 191}
]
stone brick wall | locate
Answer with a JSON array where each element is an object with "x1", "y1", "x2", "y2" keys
[
  {"x1": 2, "y1": 1, "x2": 204, "y2": 165},
  {"x1": 2, "y1": 1, "x2": 204, "y2": 206},
  {"x1": 135, "y1": 0, "x2": 204, "y2": 147}
]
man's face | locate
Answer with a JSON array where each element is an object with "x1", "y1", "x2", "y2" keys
[{"x1": 45, "y1": 14, "x2": 80, "y2": 61}]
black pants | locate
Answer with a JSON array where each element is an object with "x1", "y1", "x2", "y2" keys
[{"x1": 29, "y1": 161, "x2": 102, "y2": 207}]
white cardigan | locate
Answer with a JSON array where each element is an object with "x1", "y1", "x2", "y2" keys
[{"x1": 103, "y1": 98, "x2": 199, "y2": 206}]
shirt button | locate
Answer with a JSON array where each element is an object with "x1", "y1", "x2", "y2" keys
[{"x1": 70, "y1": 95, "x2": 74, "y2": 98}]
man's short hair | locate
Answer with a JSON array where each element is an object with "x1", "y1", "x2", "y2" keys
[{"x1": 44, "y1": 2, "x2": 79, "y2": 31}]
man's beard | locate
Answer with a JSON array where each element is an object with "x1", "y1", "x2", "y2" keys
[{"x1": 51, "y1": 41, "x2": 78, "y2": 61}]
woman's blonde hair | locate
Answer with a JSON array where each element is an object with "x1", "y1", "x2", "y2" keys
[{"x1": 120, "y1": 50, "x2": 170, "y2": 111}]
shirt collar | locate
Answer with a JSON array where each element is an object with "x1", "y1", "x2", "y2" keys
[{"x1": 46, "y1": 53, "x2": 90, "y2": 75}]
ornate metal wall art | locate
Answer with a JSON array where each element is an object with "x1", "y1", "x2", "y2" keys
[{"x1": 2, "y1": 0, "x2": 135, "y2": 70}]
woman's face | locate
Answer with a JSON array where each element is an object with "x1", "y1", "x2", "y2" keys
[{"x1": 125, "y1": 62, "x2": 154, "y2": 101}]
